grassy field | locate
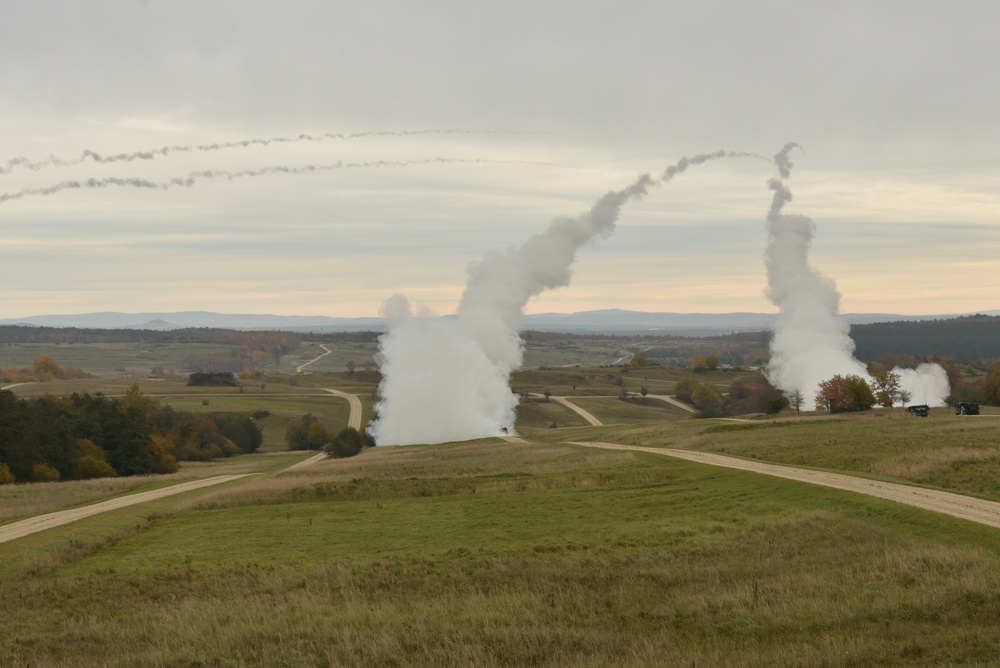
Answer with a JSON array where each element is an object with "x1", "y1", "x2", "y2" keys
[
  {"x1": 5, "y1": 349, "x2": 1000, "y2": 665},
  {"x1": 5, "y1": 440, "x2": 1000, "y2": 666},
  {"x1": 543, "y1": 408, "x2": 1000, "y2": 502}
]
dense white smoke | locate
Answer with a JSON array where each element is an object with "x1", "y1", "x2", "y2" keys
[
  {"x1": 763, "y1": 143, "x2": 950, "y2": 409},
  {"x1": 371, "y1": 150, "x2": 745, "y2": 445},
  {"x1": 0, "y1": 158, "x2": 563, "y2": 207}
]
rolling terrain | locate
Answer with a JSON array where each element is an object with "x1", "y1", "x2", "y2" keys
[{"x1": 2, "y1": 341, "x2": 1000, "y2": 665}]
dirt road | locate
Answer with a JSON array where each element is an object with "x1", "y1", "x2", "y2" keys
[
  {"x1": 572, "y1": 441, "x2": 1000, "y2": 530},
  {"x1": 296, "y1": 344, "x2": 333, "y2": 373},
  {"x1": 0, "y1": 474, "x2": 249, "y2": 545},
  {"x1": 320, "y1": 388, "x2": 363, "y2": 430}
]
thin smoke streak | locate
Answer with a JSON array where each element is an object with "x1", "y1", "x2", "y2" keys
[
  {"x1": 0, "y1": 158, "x2": 570, "y2": 206},
  {"x1": 0, "y1": 129, "x2": 570, "y2": 175}
]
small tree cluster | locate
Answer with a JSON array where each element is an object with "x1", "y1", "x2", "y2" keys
[
  {"x1": 690, "y1": 355, "x2": 720, "y2": 372},
  {"x1": 324, "y1": 427, "x2": 375, "y2": 459},
  {"x1": 0, "y1": 385, "x2": 261, "y2": 484},
  {"x1": 630, "y1": 352, "x2": 650, "y2": 368},
  {"x1": 285, "y1": 414, "x2": 330, "y2": 450},
  {"x1": 815, "y1": 375, "x2": 876, "y2": 413},
  {"x1": 674, "y1": 377, "x2": 723, "y2": 417},
  {"x1": 728, "y1": 379, "x2": 790, "y2": 415},
  {"x1": 0, "y1": 355, "x2": 91, "y2": 384}
]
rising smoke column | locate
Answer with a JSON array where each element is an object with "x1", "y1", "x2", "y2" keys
[
  {"x1": 370, "y1": 151, "x2": 740, "y2": 446},
  {"x1": 763, "y1": 143, "x2": 949, "y2": 409}
]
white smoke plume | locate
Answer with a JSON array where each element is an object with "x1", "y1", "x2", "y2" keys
[
  {"x1": 370, "y1": 150, "x2": 747, "y2": 446},
  {"x1": 0, "y1": 129, "x2": 564, "y2": 175},
  {"x1": 763, "y1": 143, "x2": 950, "y2": 409},
  {"x1": 0, "y1": 158, "x2": 566, "y2": 207}
]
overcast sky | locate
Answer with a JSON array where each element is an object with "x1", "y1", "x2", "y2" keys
[{"x1": 1, "y1": 0, "x2": 997, "y2": 319}]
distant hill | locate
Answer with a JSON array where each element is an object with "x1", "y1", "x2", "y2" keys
[
  {"x1": 1, "y1": 309, "x2": 997, "y2": 336},
  {"x1": 850, "y1": 314, "x2": 1000, "y2": 363},
  {"x1": 0, "y1": 311, "x2": 385, "y2": 333}
]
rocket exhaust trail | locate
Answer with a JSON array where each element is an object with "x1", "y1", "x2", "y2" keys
[
  {"x1": 0, "y1": 129, "x2": 567, "y2": 175},
  {"x1": 370, "y1": 149, "x2": 757, "y2": 446},
  {"x1": 763, "y1": 142, "x2": 949, "y2": 409},
  {"x1": 0, "y1": 158, "x2": 568, "y2": 206}
]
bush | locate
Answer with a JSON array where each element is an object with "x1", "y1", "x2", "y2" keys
[
  {"x1": 0, "y1": 463, "x2": 15, "y2": 485},
  {"x1": 325, "y1": 427, "x2": 366, "y2": 459},
  {"x1": 187, "y1": 372, "x2": 238, "y2": 387},
  {"x1": 211, "y1": 413, "x2": 263, "y2": 454},
  {"x1": 286, "y1": 414, "x2": 323, "y2": 450},
  {"x1": 31, "y1": 462, "x2": 61, "y2": 483},
  {"x1": 75, "y1": 455, "x2": 118, "y2": 480}
]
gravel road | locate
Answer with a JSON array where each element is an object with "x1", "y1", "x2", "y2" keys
[
  {"x1": 0, "y1": 474, "x2": 249, "y2": 545},
  {"x1": 572, "y1": 441, "x2": 1000, "y2": 530}
]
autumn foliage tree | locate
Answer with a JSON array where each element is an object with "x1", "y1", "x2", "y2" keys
[
  {"x1": 690, "y1": 355, "x2": 720, "y2": 372},
  {"x1": 815, "y1": 375, "x2": 876, "y2": 413}
]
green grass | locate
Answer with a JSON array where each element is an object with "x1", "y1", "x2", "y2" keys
[
  {"x1": 561, "y1": 410, "x2": 1000, "y2": 502},
  {"x1": 6, "y1": 441, "x2": 1000, "y2": 665},
  {"x1": 6, "y1": 353, "x2": 1000, "y2": 665},
  {"x1": 569, "y1": 395, "x2": 693, "y2": 423}
]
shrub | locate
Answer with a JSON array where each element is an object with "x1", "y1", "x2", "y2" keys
[
  {"x1": 75, "y1": 455, "x2": 118, "y2": 480},
  {"x1": 31, "y1": 462, "x2": 61, "y2": 483},
  {"x1": 325, "y1": 427, "x2": 366, "y2": 459},
  {"x1": 0, "y1": 463, "x2": 15, "y2": 485}
]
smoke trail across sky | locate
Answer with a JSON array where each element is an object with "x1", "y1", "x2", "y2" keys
[
  {"x1": 763, "y1": 143, "x2": 949, "y2": 409},
  {"x1": 0, "y1": 129, "x2": 565, "y2": 175},
  {"x1": 370, "y1": 150, "x2": 749, "y2": 446},
  {"x1": 0, "y1": 158, "x2": 567, "y2": 207}
]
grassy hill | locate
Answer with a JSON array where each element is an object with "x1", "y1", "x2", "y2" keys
[{"x1": 4, "y1": 363, "x2": 1000, "y2": 665}]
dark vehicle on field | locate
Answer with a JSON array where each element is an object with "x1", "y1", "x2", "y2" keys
[
  {"x1": 906, "y1": 404, "x2": 930, "y2": 417},
  {"x1": 955, "y1": 402, "x2": 980, "y2": 415}
]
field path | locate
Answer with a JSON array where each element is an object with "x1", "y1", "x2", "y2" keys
[
  {"x1": 536, "y1": 394, "x2": 698, "y2": 426},
  {"x1": 571, "y1": 441, "x2": 1000, "y2": 530},
  {"x1": 320, "y1": 388, "x2": 363, "y2": 430},
  {"x1": 648, "y1": 394, "x2": 698, "y2": 414},
  {"x1": 296, "y1": 344, "x2": 333, "y2": 373},
  {"x1": 550, "y1": 396, "x2": 603, "y2": 426},
  {"x1": 0, "y1": 475, "x2": 249, "y2": 545}
]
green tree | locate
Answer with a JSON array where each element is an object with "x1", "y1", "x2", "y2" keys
[
  {"x1": 674, "y1": 377, "x2": 698, "y2": 404},
  {"x1": 306, "y1": 421, "x2": 331, "y2": 450},
  {"x1": 692, "y1": 383, "x2": 723, "y2": 417},
  {"x1": 870, "y1": 370, "x2": 902, "y2": 408},
  {"x1": 983, "y1": 359, "x2": 1000, "y2": 406},
  {"x1": 75, "y1": 456, "x2": 118, "y2": 480},
  {"x1": 325, "y1": 427, "x2": 366, "y2": 458},
  {"x1": 286, "y1": 414, "x2": 320, "y2": 450}
]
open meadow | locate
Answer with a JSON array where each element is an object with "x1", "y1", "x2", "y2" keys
[{"x1": 3, "y1": 343, "x2": 1000, "y2": 665}]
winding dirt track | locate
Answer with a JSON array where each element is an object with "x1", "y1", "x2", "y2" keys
[
  {"x1": 0, "y1": 475, "x2": 249, "y2": 545},
  {"x1": 572, "y1": 441, "x2": 1000, "y2": 530}
]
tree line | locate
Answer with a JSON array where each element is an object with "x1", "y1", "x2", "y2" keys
[
  {"x1": 851, "y1": 315, "x2": 1000, "y2": 363},
  {"x1": 0, "y1": 385, "x2": 261, "y2": 485}
]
